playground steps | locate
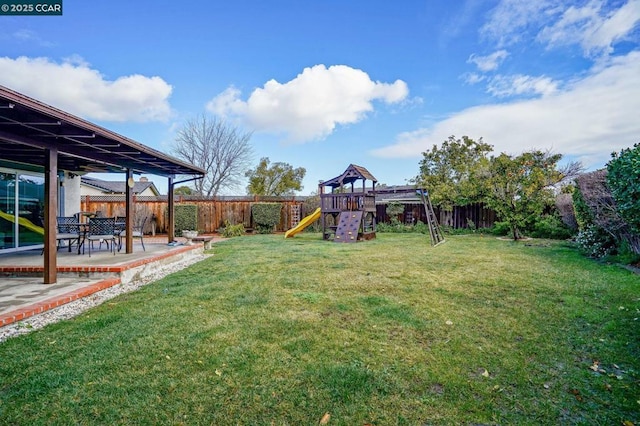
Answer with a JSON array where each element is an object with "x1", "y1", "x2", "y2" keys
[{"x1": 334, "y1": 211, "x2": 363, "y2": 243}]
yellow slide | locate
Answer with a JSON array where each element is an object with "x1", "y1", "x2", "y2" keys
[
  {"x1": 285, "y1": 207, "x2": 321, "y2": 238},
  {"x1": 0, "y1": 210, "x2": 44, "y2": 235}
]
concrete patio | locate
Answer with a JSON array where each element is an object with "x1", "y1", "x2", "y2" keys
[{"x1": 0, "y1": 235, "x2": 221, "y2": 327}]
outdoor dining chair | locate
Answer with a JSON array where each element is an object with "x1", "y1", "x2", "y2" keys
[
  {"x1": 117, "y1": 215, "x2": 148, "y2": 251},
  {"x1": 55, "y1": 216, "x2": 81, "y2": 252},
  {"x1": 85, "y1": 217, "x2": 117, "y2": 257},
  {"x1": 40, "y1": 216, "x2": 81, "y2": 255}
]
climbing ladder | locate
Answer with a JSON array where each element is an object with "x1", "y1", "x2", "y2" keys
[
  {"x1": 334, "y1": 211, "x2": 363, "y2": 243},
  {"x1": 419, "y1": 190, "x2": 445, "y2": 247},
  {"x1": 290, "y1": 204, "x2": 301, "y2": 229}
]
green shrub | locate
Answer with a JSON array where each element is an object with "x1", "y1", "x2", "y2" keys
[
  {"x1": 254, "y1": 224, "x2": 273, "y2": 234},
  {"x1": 466, "y1": 219, "x2": 477, "y2": 232},
  {"x1": 574, "y1": 225, "x2": 617, "y2": 258},
  {"x1": 413, "y1": 220, "x2": 429, "y2": 234},
  {"x1": 530, "y1": 214, "x2": 574, "y2": 240},
  {"x1": 440, "y1": 225, "x2": 479, "y2": 235},
  {"x1": 606, "y1": 240, "x2": 640, "y2": 265},
  {"x1": 377, "y1": 222, "x2": 401, "y2": 233},
  {"x1": 175, "y1": 204, "x2": 198, "y2": 235},
  {"x1": 607, "y1": 143, "x2": 640, "y2": 235},
  {"x1": 377, "y1": 220, "x2": 429, "y2": 234},
  {"x1": 221, "y1": 221, "x2": 245, "y2": 238},
  {"x1": 251, "y1": 203, "x2": 282, "y2": 234},
  {"x1": 385, "y1": 202, "x2": 405, "y2": 225},
  {"x1": 572, "y1": 188, "x2": 593, "y2": 230},
  {"x1": 489, "y1": 221, "x2": 511, "y2": 236}
]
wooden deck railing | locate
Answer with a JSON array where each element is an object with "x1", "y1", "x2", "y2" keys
[{"x1": 320, "y1": 193, "x2": 376, "y2": 213}]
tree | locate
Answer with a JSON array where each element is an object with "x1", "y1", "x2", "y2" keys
[
  {"x1": 573, "y1": 170, "x2": 623, "y2": 256},
  {"x1": 174, "y1": 186, "x2": 193, "y2": 196},
  {"x1": 385, "y1": 201, "x2": 405, "y2": 225},
  {"x1": 173, "y1": 114, "x2": 253, "y2": 196},
  {"x1": 607, "y1": 143, "x2": 640, "y2": 239},
  {"x1": 483, "y1": 150, "x2": 573, "y2": 240},
  {"x1": 245, "y1": 157, "x2": 306, "y2": 196},
  {"x1": 416, "y1": 135, "x2": 493, "y2": 209}
]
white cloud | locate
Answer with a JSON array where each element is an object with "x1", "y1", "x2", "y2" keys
[
  {"x1": 462, "y1": 73, "x2": 486, "y2": 85},
  {"x1": 8, "y1": 29, "x2": 55, "y2": 47},
  {"x1": 481, "y1": 0, "x2": 640, "y2": 57},
  {"x1": 537, "y1": 0, "x2": 640, "y2": 57},
  {"x1": 487, "y1": 74, "x2": 559, "y2": 97},
  {"x1": 480, "y1": 0, "x2": 557, "y2": 47},
  {"x1": 207, "y1": 64, "x2": 409, "y2": 142},
  {"x1": 0, "y1": 56, "x2": 173, "y2": 122},
  {"x1": 371, "y1": 51, "x2": 640, "y2": 169},
  {"x1": 468, "y1": 50, "x2": 509, "y2": 71}
]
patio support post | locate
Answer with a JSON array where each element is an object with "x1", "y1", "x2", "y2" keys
[
  {"x1": 125, "y1": 169, "x2": 133, "y2": 253},
  {"x1": 44, "y1": 147, "x2": 58, "y2": 284},
  {"x1": 168, "y1": 176, "x2": 175, "y2": 243}
]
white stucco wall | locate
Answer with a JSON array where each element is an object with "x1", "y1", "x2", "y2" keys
[
  {"x1": 138, "y1": 187, "x2": 158, "y2": 196},
  {"x1": 81, "y1": 186, "x2": 108, "y2": 196},
  {"x1": 63, "y1": 172, "x2": 82, "y2": 217}
]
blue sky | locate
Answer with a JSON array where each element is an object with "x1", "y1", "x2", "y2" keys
[{"x1": 1, "y1": 0, "x2": 639, "y2": 194}]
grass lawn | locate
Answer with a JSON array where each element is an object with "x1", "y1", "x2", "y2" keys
[{"x1": 0, "y1": 233, "x2": 638, "y2": 425}]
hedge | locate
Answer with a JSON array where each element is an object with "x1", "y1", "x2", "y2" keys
[
  {"x1": 175, "y1": 204, "x2": 198, "y2": 235},
  {"x1": 252, "y1": 203, "x2": 282, "y2": 234}
]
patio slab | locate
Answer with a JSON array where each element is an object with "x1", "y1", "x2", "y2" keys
[{"x1": 0, "y1": 236, "x2": 222, "y2": 327}]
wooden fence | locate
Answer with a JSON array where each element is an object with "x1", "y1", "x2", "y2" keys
[
  {"x1": 376, "y1": 202, "x2": 497, "y2": 229},
  {"x1": 81, "y1": 195, "x2": 497, "y2": 235},
  {"x1": 80, "y1": 195, "x2": 306, "y2": 234}
]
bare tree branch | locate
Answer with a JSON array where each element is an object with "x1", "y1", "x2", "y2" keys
[{"x1": 172, "y1": 114, "x2": 253, "y2": 196}]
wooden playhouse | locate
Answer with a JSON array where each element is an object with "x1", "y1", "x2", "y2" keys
[{"x1": 318, "y1": 164, "x2": 377, "y2": 242}]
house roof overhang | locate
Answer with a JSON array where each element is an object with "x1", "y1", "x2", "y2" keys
[{"x1": 0, "y1": 85, "x2": 205, "y2": 177}]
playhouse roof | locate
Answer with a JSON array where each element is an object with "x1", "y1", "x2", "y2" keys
[{"x1": 320, "y1": 164, "x2": 377, "y2": 188}]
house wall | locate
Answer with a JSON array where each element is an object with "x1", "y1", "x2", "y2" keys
[
  {"x1": 80, "y1": 183, "x2": 158, "y2": 197},
  {"x1": 138, "y1": 188, "x2": 157, "y2": 197},
  {"x1": 80, "y1": 185, "x2": 107, "y2": 196},
  {"x1": 63, "y1": 173, "x2": 82, "y2": 217}
]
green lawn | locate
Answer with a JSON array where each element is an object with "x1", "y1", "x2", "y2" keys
[{"x1": 1, "y1": 234, "x2": 638, "y2": 425}]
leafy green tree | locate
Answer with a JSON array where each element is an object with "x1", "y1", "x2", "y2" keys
[
  {"x1": 174, "y1": 186, "x2": 193, "y2": 196},
  {"x1": 245, "y1": 157, "x2": 306, "y2": 196},
  {"x1": 416, "y1": 135, "x2": 493, "y2": 209},
  {"x1": 606, "y1": 143, "x2": 640, "y2": 254},
  {"x1": 385, "y1": 201, "x2": 405, "y2": 225},
  {"x1": 607, "y1": 143, "x2": 640, "y2": 235},
  {"x1": 483, "y1": 150, "x2": 565, "y2": 240}
]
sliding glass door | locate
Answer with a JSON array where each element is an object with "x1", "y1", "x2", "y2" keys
[
  {"x1": 0, "y1": 169, "x2": 45, "y2": 252},
  {"x1": 0, "y1": 171, "x2": 16, "y2": 250}
]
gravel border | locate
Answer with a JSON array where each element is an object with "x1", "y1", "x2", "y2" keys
[{"x1": 0, "y1": 253, "x2": 211, "y2": 343}]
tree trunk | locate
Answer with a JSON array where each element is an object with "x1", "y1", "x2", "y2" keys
[{"x1": 511, "y1": 224, "x2": 521, "y2": 240}]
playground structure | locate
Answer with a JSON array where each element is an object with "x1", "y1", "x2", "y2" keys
[
  {"x1": 376, "y1": 187, "x2": 445, "y2": 247},
  {"x1": 318, "y1": 164, "x2": 377, "y2": 243},
  {"x1": 284, "y1": 164, "x2": 444, "y2": 246}
]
